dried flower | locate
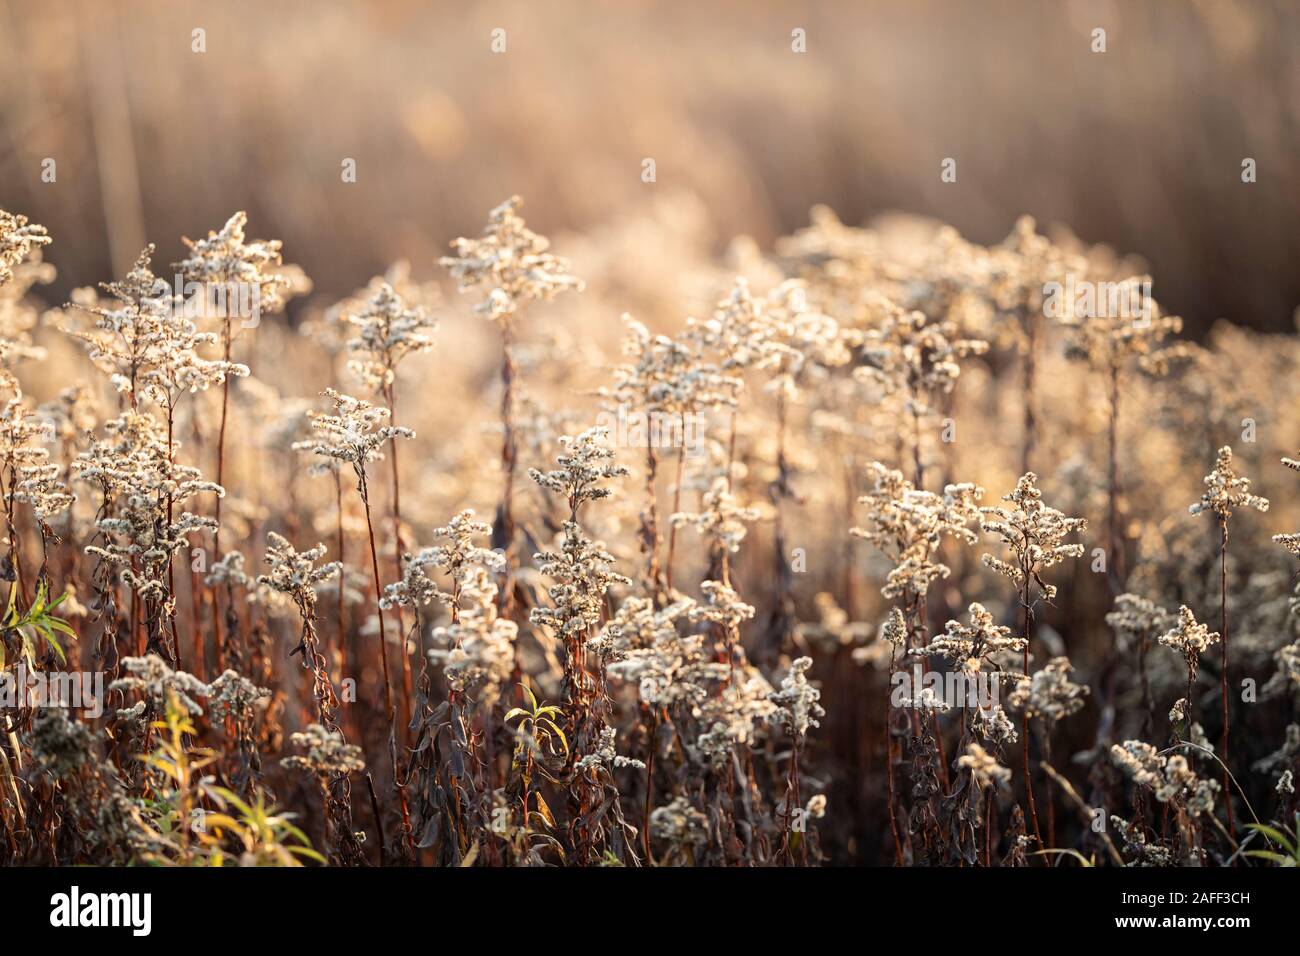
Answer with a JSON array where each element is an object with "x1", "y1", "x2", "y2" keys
[
  {"x1": 1106, "y1": 593, "x2": 1174, "y2": 654},
  {"x1": 206, "y1": 669, "x2": 271, "y2": 722},
  {"x1": 1111, "y1": 740, "x2": 1219, "y2": 816},
  {"x1": 852, "y1": 462, "x2": 984, "y2": 600},
  {"x1": 670, "y1": 476, "x2": 765, "y2": 556},
  {"x1": 649, "y1": 795, "x2": 708, "y2": 848},
  {"x1": 109, "y1": 654, "x2": 211, "y2": 718},
  {"x1": 958, "y1": 742, "x2": 1011, "y2": 789},
  {"x1": 256, "y1": 532, "x2": 341, "y2": 613},
  {"x1": 767, "y1": 657, "x2": 824, "y2": 738},
  {"x1": 67, "y1": 246, "x2": 248, "y2": 404},
  {"x1": 980, "y1": 472, "x2": 1086, "y2": 603},
  {"x1": 174, "y1": 211, "x2": 293, "y2": 317},
  {"x1": 427, "y1": 566, "x2": 516, "y2": 702},
  {"x1": 1189, "y1": 446, "x2": 1268, "y2": 519},
  {"x1": 918, "y1": 603, "x2": 1026, "y2": 675},
  {"x1": 1008, "y1": 657, "x2": 1089, "y2": 723},
  {"x1": 528, "y1": 427, "x2": 629, "y2": 510},
  {"x1": 1157, "y1": 605, "x2": 1220, "y2": 678},
  {"x1": 855, "y1": 301, "x2": 988, "y2": 415},
  {"x1": 342, "y1": 281, "x2": 439, "y2": 391},
  {"x1": 305, "y1": 388, "x2": 414, "y2": 469},
  {"x1": 282, "y1": 724, "x2": 366, "y2": 777},
  {"x1": 0, "y1": 209, "x2": 50, "y2": 287},
  {"x1": 439, "y1": 195, "x2": 583, "y2": 323}
]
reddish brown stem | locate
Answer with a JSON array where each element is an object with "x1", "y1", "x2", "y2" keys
[
  {"x1": 643, "y1": 706, "x2": 659, "y2": 865},
  {"x1": 358, "y1": 469, "x2": 413, "y2": 855},
  {"x1": 663, "y1": 425, "x2": 687, "y2": 594},
  {"x1": 383, "y1": 383, "x2": 413, "y2": 731},
  {"x1": 1219, "y1": 519, "x2": 1235, "y2": 842},
  {"x1": 210, "y1": 333, "x2": 232, "y2": 657},
  {"x1": 1021, "y1": 586, "x2": 1044, "y2": 853}
]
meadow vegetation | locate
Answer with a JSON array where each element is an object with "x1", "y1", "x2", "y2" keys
[{"x1": 1, "y1": 197, "x2": 1298, "y2": 867}]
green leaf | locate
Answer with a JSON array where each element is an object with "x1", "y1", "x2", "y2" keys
[
  {"x1": 4, "y1": 582, "x2": 18, "y2": 627},
  {"x1": 287, "y1": 845, "x2": 327, "y2": 864},
  {"x1": 1032, "y1": 848, "x2": 1094, "y2": 867},
  {"x1": 1245, "y1": 823, "x2": 1297, "y2": 856},
  {"x1": 1244, "y1": 850, "x2": 1296, "y2": 866},
  {"x1": 46, "y1": 617, "x2": 76, "y2": 639},
  {"x1": 42, "y1": 631, "x2": 65, "y2": 666},
  {"x1": 280, "y1": 821, "x2": 315, "y2": 846},
  {"x1": 534, "y1": 793, "x2": 555, "y2": 827},
  {"x1": 215, "y1": 788, "x2": 254, "y2": 820},
  {"x1": 541, "y1": 720, "x2": 568, "y2": 755}
]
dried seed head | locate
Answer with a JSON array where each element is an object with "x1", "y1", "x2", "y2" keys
[
  {"x1": 1189, "y1": 446, "x2": 1268, "y2": 519},
  {"x1": 958, "y1": 742, "x2": 1011, "y2": 789},
  {"x1": 0, "y1": 209, "x2": 51, "y2": 287},
  {"x1": 282, "y1": 724, "x2": 365, "y2": 777},
  {"x1": 852, "y1": 461, "x2": 984, "y2": 599},
  {"x1": 174, "y1": 211, "x2": 293, "y2": 316},
  {"x1": 109, "y1": 654, "x2": 211, "y2": 719},
  {"x1": 305, "y1": 388, "x2": 414, "y2": 470},
  {"x1": 920, "y1": 602, "x2": 1026, "y2": 674},
  {"x1": 257, "y1": 532, "x2": 341, "y2": 613},
  {"x1": 1008, "y1": 656, "x2": 1089, "y2": 724},
  {"x1": 342, "y1": 281, "x2": 439, "y2": 391},
  {"x1": 440, "y1": 195, "x2": 583, "y2": 322},
  {"x1": 1157, "y1": 605, "x2": 1220, "y2": 664},
  {"x1": 980, "y1": 472, "x2": 1086, "y2": 602},
  {"x1": 767, "y1": 656, "x2": 825, "y2": 739}
]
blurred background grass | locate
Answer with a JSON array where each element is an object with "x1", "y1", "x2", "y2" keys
[{"x1": 1, "y1": 0, "x2": 1298, "y2": 334}]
